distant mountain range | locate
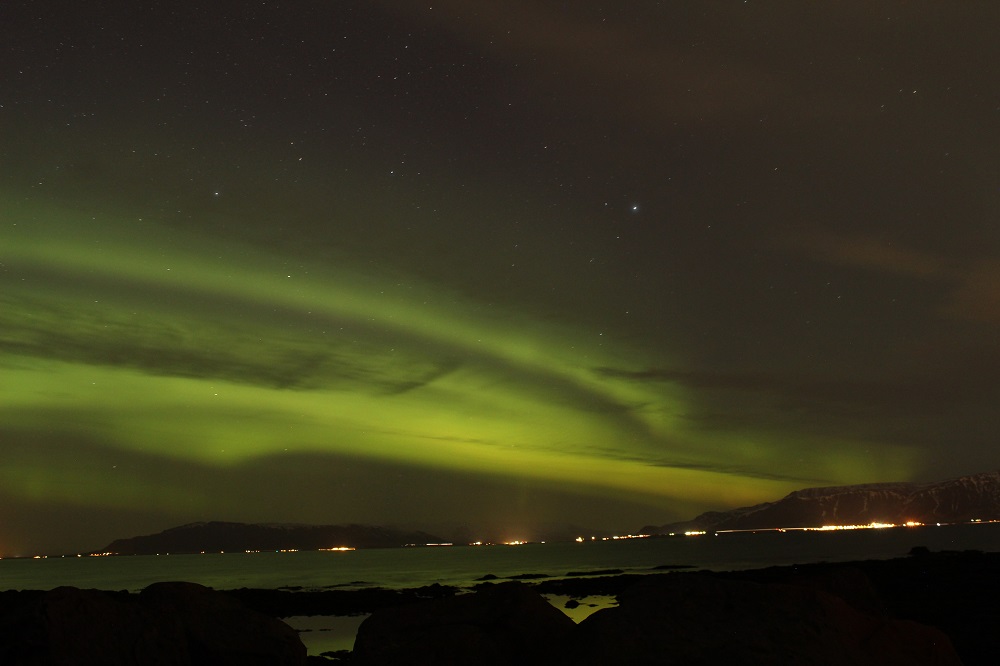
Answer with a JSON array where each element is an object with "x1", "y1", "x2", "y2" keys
[
  {"x1": 101, "y1": 471, "x2": 1000, "y2": 554},
  {"x1": 101, "y1": 522, "x2": 447, "y2": 555},
  {"x1": 643, "y1": 470, "x2": 1000, "y2": 534}
]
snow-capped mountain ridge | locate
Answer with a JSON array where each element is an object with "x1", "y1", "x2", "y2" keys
[
  {"x1": 786, "y1": 482, "x2": 919, "y2": 500},
  {"x1": 645, "y1": 470, "x2": 1000, "y2": 534}
]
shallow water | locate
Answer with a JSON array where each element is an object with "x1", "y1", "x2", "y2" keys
[
  {"x1": 2, "y1": 522, "x2": 997, "y2": 593},
  {"x1": 4, "y1": 522, "x2": 997, "y2": 657},
  {"x1": 285, "y1": 614, "x2": 369, "y2": 655}
]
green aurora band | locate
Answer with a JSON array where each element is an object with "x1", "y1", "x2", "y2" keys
[{"x1": 0, "y1": 195, "x2": 916, "y2": 553}]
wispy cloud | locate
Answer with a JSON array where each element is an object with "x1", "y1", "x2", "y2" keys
[
  {"x1": 593, "y1": 365, "x2": 1000, "y2": 419},
  {"x1": 784, "y1": 227, "x2": 1000, "y2": 327},
  {"x1": 788, "y1": 228, "x2": 949, "y2": 279}
]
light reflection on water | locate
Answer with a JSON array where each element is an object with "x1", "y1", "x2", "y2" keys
[{"x1": 1, "y1": 522, "x2": 998, "y2": 593}]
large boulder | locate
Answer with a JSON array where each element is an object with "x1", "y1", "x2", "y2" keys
[
  {"x1": 0, "y1": 586, "x2": 188, "y2": 665},
  {"x1": 141, "y1": 582, "x2": 306, "y2": 666},
  {"x1": 0, "y1": 583, "x2": 306, "y2": 666},
  {"x1": 352, "y1": 581, "x2": 575, "y2": 665},
  {"x1": 568, "y1": 574, "x2": 962, "y2": 666}
]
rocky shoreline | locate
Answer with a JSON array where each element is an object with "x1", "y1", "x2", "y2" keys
[{"x1": 1, "y1": 548, "x2": 995, "y2": 664}]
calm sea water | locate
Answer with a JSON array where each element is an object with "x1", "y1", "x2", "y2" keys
[{"x1": 3, "y1": 522, "x2": 998, "y2": 593}]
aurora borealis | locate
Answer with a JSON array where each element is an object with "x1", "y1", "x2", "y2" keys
[{"x1": 2, "y1": 1, "x2": 999, "y2": 556}]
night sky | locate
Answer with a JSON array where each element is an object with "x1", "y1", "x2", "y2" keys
[{"x1": 2, "y1": 1, "x2": 999, "y2": 556}]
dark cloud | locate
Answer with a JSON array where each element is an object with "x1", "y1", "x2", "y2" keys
[
  {"x1": 593, "y1": 363, "x2": 1000, "y2": 463},
  {"x1": 3, "y1": 1, "x2": 1000, "y2": 552},
  {"x1": 595, "y1": 365, "x2": 1000, "y2": 415},
  {"x1": 644, "y1": 460, "x2": 829, "y2": 487},
  {"x1": 0, "y1": 292, "x2": 460, "y2": 394}
]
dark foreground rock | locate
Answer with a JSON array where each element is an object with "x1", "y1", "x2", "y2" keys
[
  {"x1": 0, "y1": 582, "x2": 306, "y2": 666},
  {"x1": 723, "y1": 549, "x2": 1000, "y2": 666},
  {"x1": 351, "y1": 569, "x2": 966, "y2": 666},
  {"x1": 567, "y1": 574, "x2": 960, "y2": 666},
  {"x1": 352, "y1": 581, "x2": 575, "y2": 665},
  {"x1": 530, "y1": 549, "x2": 999, "y2": 665},
  {"x1": 1, "y1": 550, "x2": 994, "y2": 664},
  {"x1": 226, "y1": 582, "x2": 460, "y2": 617}
]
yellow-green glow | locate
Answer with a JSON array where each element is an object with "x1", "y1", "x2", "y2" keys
[
  {"x1": 0, "y1": 195, "x2": 920, "y2": 551},
  {"x1": 5, "y1": 2, "x2": 996, "y2": 562}
]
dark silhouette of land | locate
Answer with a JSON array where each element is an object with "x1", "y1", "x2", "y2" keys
[
  {"x1": 101, "y1": 521, "x2": 446, "y2": 555},
  {"x1": 3, "y1": 548, "x2": 997, "y2": 664},
  {"x1": 645, "y1": 469, "x2": 1000, "y2": 534}
]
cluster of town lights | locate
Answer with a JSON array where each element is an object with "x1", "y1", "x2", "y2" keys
[
  {"x1": 807, "y1": 521, "x2": 924, "y2": 531},
  {"x1": 575, "y1": 534, "x2": 651, "y2": 542},
  {"x1": 714, "y1": 520, "x2": 927, "y2": 534},
  {"x1": 8, "y1": 520, "x2": 998, "y2": 560}
]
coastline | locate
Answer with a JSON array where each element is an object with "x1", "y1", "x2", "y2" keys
[
  {"x1": 198, "y1": 548, "x2": 1000, "y2": 664},
  {"x1": 2, "y1": 548, "x2": 996, "y2": 663}
]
